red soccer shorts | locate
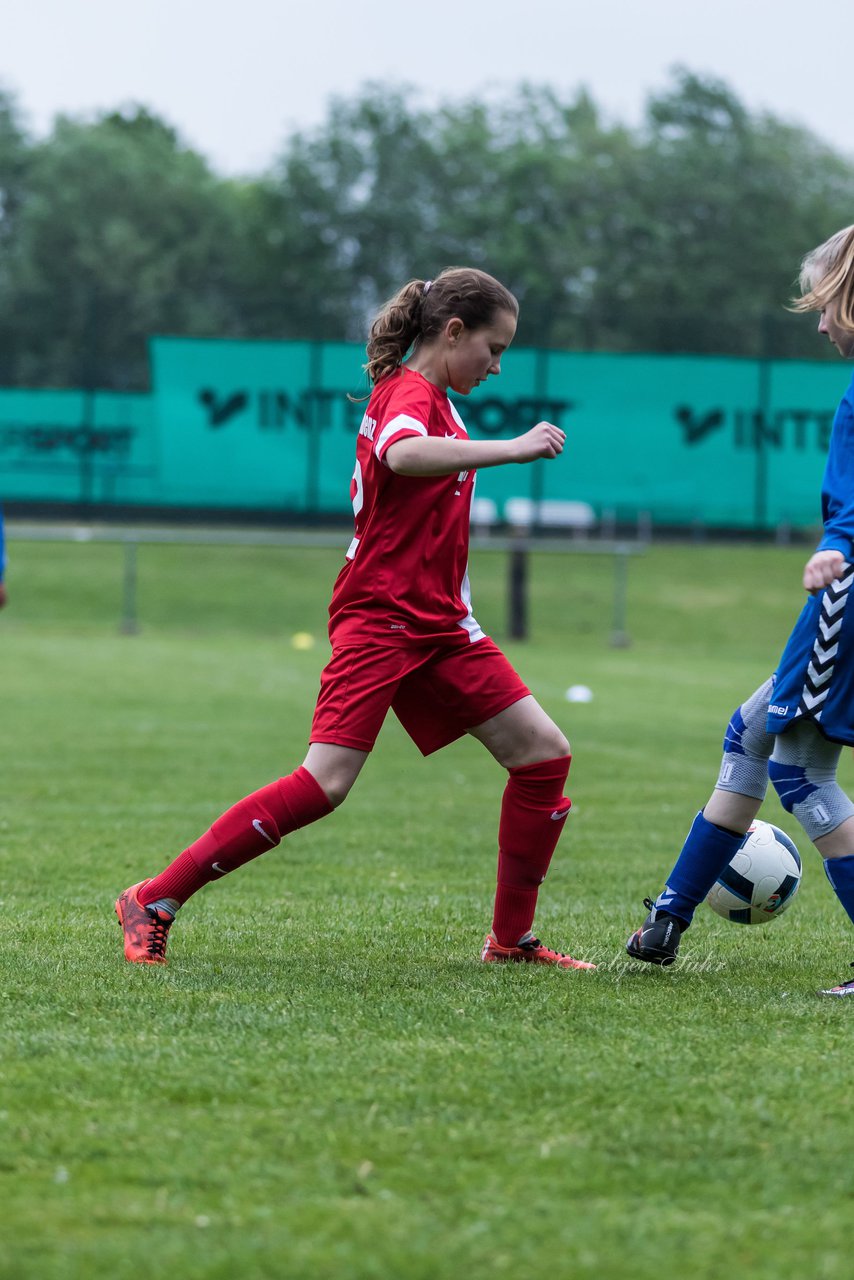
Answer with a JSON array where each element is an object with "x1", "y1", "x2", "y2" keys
[{"x1": 309, "y1": 635, "x2": 530, "y2": 756}]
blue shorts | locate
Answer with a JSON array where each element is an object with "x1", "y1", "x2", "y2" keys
[{"x1": 767, "y1": 565, "x2": 854, "y2": 744}]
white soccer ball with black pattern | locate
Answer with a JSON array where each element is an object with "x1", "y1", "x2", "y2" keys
[{"x1": 706, "y1": 819, "x2": 802, "y2": 924}]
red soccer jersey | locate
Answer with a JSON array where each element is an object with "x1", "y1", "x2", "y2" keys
[{"x1": 328, "y1": 367, "x2": 485, "y2": 646}]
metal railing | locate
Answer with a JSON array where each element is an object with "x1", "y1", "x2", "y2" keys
[{"x1": 7, "y1": 520, "x2": 645, "y2": 645}]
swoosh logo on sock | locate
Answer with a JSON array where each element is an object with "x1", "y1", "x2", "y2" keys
[
  {"x1": 211, "y1": 862, "x2": 227, "y2": 875},
  {"x1": 550, "y1": 808, "x2": 570, "y2": 821},
  {"x1": 252, "y1": 819, "x2": 277, "y2": 844}
]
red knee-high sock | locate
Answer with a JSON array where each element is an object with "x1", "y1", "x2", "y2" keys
[
  {"x1": 139, "y1": 766, "x2": 333, "y2": 907},
  {"x1": 490, "y1": 755, "x2": 572, "y2": 946}
]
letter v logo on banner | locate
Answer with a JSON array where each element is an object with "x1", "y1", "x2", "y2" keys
[{"x1": 198, "y1": 389, "x2": 249, "y2": 428}]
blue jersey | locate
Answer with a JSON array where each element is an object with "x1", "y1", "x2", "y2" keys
[
  {"x1": 815, "y1": 372, "x2": 854, "y2": 560},
  {"x1": 768, "y1": 371, "x2": 854, "y2": 742}
]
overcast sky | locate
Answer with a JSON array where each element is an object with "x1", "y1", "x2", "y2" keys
[{"x1": 4, "y1": 0, "x2": 853, "y2": 176}]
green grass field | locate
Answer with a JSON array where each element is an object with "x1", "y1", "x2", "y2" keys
[{"x1": 3, "y1": 534, "x2": 854, "y2": 1280}]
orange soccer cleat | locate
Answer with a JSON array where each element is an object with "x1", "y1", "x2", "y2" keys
[
  {"x1": 481, "y1": 931, "x2": 596, "y2": 970},
  {"x1": 115, "y1": 880, "x2": 175, "y2": 964}
]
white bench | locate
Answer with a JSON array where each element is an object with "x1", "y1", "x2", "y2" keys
[{"x1": 504, "y1": 497, "x2": 597, "y2": 534}]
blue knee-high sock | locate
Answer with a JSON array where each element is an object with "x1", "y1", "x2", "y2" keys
[
  {"x1": 823, "y1": 855, "x2": 854, "y2": 928},
  {"x1": 654, "y1": 810, "x2": 746, "y2": 927}
]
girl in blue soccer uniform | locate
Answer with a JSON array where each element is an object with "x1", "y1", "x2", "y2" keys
[{"x1": 626, "y1": 223, "x2": 854, "y2": 995}]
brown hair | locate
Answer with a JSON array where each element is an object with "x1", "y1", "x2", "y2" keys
[
  {"x1": 364, "y1": 267, "x2": 518, "y2": 386},
  {"x1": 790, "y1": 224, "x2": 854, "y2": 329}
]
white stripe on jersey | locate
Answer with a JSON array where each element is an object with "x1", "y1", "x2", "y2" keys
[
  {"x1": 458, "y1": 567, "x2": 485, "y2": 643},
  {"x1": 448, "y1": 400, "x2": 469, "y2": 434},
  {"x1": 374, "y1": 414, "x2": 428, "y2": 460}
]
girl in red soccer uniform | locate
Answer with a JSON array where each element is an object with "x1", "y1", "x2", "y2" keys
[{"x1": 116, "y1": 268, "x2": 595, "y2": 972}]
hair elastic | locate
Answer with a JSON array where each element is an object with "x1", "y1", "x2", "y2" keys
[{"x1": 422, "y1": 280, "x2": 432, "y2": 295}]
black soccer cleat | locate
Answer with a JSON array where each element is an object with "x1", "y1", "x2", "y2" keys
[{"x1": 626, "y1": 897, "x2": 683, "y2": 967}]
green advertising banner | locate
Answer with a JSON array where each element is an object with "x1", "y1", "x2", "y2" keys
[
  {"x1": 0, "y1": 389, "x2": 156, "y2": 505},
  {"x1": 1, "y1": 337, "x2": 848, "y2": 530},
  {"x1": 150, "y1": 338, "x2": 367, "y2": 513}
]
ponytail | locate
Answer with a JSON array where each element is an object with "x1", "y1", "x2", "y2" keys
[{"x1": 364, "y1": 279, "x2": 430, "y2": 386}]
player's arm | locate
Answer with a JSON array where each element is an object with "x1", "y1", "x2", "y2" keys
[{"x1": 385, "y1": 421, "x2": 565, "y2": 477}]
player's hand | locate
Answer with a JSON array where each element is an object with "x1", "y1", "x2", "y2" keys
[
  {"x1": 512, "y1": 421, "x2": 566, "y2": 463},
  {"x1": 803, "y1": 549, "x2": 848, "y2": 594}
]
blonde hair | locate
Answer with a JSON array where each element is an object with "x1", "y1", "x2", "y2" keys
[
  {"x1": 790, "y1": 224, "x2": 854, "y2": 329},
  {"x1": 364, "y1": 267, "x2": 518, "y2": 386}
]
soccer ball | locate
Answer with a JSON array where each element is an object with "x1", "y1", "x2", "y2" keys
[{"x1": 706, "y1": 819, "x2": 802, "y2": 924}]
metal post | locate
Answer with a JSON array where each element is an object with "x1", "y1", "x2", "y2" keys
[
  {"x1": 120, "y1": 541, "x2": 139, "y2": 635},
  {"x1": 610, "y1": 547, "x2": 630, "y2": 647},
  {"x1": 508, "y1": 539, "x2": 528, "y2": 640}
]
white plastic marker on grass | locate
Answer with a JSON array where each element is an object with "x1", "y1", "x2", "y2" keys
[{"x1": 565, "y1": 685, "x2": 593, "y2": 703}]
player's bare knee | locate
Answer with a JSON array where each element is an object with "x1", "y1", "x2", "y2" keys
[
  {"x1": 547, "y1": 729, "x2": 571, "y2": 760},
  {"x1": 302, "y1": 744, "x2": 367, "y2": 808},
  {"x1": 318, "y1": 770, "x2": 357, "y2": 808},
  {"x1": 522, "y1": 728, "x2": 570, "y2": 767},
  {"x1": 301, "y1": 763, "x2": 354, "y2": 809}
]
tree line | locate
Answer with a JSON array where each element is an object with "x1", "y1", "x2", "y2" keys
[{"x1": 1, "y1": 67, "x2": 852, "y2": 391}]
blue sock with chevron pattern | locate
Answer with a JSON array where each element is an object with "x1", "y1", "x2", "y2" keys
[
  {"x1": 823, "y1": 854, "x2": 854, "y2": 927},
  {"x1": 653, "y1": 810, "x2": 746, "y2": 926}
]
